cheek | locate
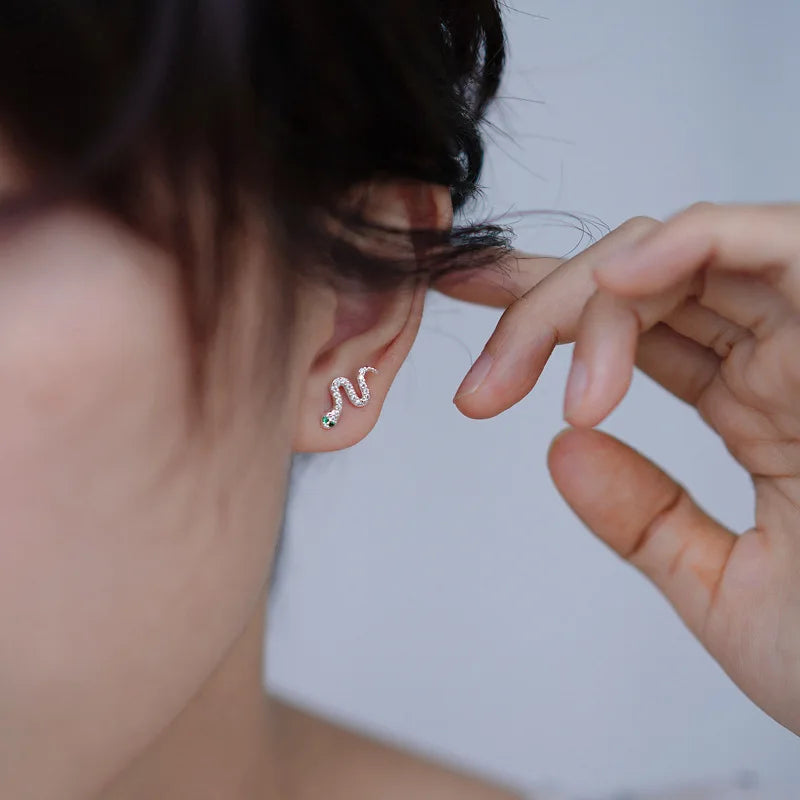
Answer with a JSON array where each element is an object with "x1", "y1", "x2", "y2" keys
[{"x1": 0, "y1": 210, "x2": 288, "y2": 791}]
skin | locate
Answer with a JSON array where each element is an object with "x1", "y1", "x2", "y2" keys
[
  {"x1": 447, "y1": 202, "x2": 800, "y2": 738},
  {"x1": 0, "y1": 174, "x2": 519, "y2": 800},
  {"x1": 1, "y1": 165, "x2": 798, "y2": 798}
]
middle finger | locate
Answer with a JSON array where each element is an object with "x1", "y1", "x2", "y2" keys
[{"x1": 453, "y1": 216, "x2": 661, "y2": 418}]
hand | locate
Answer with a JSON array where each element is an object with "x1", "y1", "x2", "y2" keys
[{"x1": 437, "y1": 203, "x2": 800, "y2": 736}]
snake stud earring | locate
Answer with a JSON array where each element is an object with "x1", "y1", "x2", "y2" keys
[{"x1": 321, "y1": 366, "x2": 379, "y2": 430}]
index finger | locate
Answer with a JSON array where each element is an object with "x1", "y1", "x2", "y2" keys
[
  {"x1": 433, "y1": 250, "x2": 564, "y2": 309},
  {"x1": 451, "y1": 216, "x2": 660, "y2": 418}
]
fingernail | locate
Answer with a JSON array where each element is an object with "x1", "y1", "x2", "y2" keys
[
  {"x1": 564, "y1": 357, "x2": 588, "y2": 418},
  {"x1": 454, "y1": 350, "x2": 494, "y2": 401}
]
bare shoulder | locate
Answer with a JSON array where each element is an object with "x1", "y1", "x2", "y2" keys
[{"x1": 271, "y1": 695, "x2": 525, "y2": 800}]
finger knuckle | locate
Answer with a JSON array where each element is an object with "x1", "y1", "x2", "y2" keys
[
  {"x1": 677, "y1": 201, "x2": 718, "y2": 221},
  {"x1": 706, "y1": 326, "x2": 747, "y2": 359},
  {"x1": 688, "y1": 200, "x2": 717, "y2": 212},
  {"x1": 625, "y1": 485, "x2": 685, "y2": 563},
  {"x1": 619, "y1": 215, "x2": 660, "y2": 234}
]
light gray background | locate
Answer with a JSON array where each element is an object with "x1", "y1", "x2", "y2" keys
[{"x1": 267, "y1": 2, "x2": 800, "y2": 796}]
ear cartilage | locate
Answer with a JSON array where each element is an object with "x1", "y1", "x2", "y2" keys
[{"x1": 321, "y1": 366, "x2": 378, "y2": 430}]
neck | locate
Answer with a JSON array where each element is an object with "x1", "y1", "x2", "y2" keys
[{"x1": 98, "y1": 589, "x2": 283, "y2": 800}]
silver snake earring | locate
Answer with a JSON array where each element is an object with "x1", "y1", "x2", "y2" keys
[{"x1": 321, "y1": 366, "x2": 379, "y2": 430}]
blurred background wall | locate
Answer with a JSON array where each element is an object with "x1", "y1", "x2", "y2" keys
[{"x1": 267, "y1": 1, "x2": 800, "y2": 795}]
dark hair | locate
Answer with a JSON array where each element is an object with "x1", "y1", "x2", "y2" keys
[{"x1": 0, "y1": 1, "x2": 513, "y2": 417}]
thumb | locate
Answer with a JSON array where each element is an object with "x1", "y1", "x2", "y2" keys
[{"x1": 547, "y1": 427, "x2": 736, "y2": 642}]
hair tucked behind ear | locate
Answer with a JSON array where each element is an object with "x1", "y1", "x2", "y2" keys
[{"x1": 0, "y1": 0, "x2": 513, "y2": 416}]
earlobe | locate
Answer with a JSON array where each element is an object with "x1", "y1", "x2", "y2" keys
[
  {"x1": 293, "y1": 279, "x2": 426, "y2": 453},
  {"x1": 292, "y1": 182, "x2": 450, "y2": 454}
]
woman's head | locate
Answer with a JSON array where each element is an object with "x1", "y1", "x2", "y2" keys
[
  {"x1": 0, "y1": 0, "x2": 511, "y2": 393},
  {"x1": 0, "y1": 2, "x2": 509, "y2": 796}
]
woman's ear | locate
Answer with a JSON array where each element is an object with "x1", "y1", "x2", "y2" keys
[{"x1": 293, "y1": 181, "x2": 452, "y2": 453}]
